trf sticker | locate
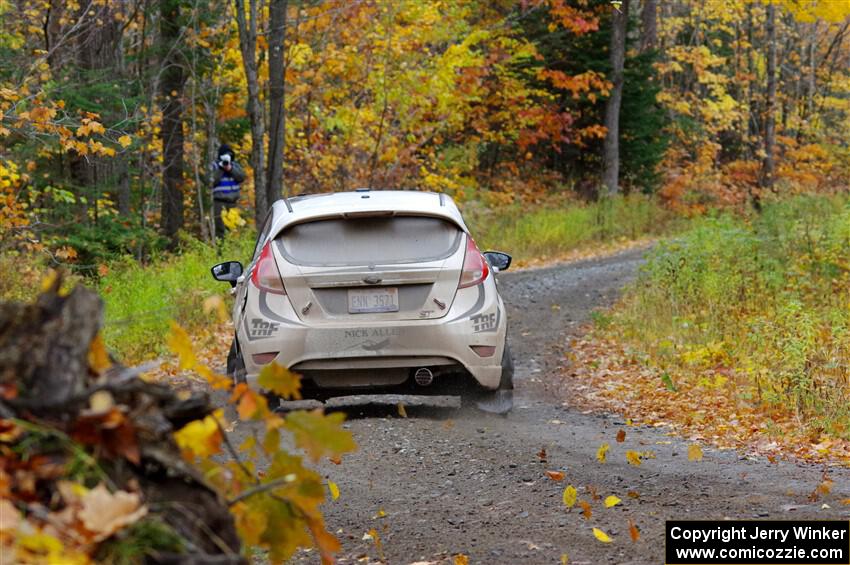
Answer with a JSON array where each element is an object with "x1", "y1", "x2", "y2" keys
[
  {"x1": 247, "y1": 318, "x2": 279, "y2": 340},
  {"x1": 471, "y1": 312, "x2": 498, "y2": 333}
]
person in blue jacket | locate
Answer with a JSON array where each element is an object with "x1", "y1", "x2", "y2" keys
[{"x1": 212, "y1": 144, "x2": 246, "y2": 239}]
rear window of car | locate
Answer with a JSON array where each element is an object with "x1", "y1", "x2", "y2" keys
[{"x1": 276, "y1": 215, "x2": 462, "y2": 266}]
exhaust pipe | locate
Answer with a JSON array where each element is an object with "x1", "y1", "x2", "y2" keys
[{"x1": 413, "y1": 367, "x2": 434, "y2": 386}]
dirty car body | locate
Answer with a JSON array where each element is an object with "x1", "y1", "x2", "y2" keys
[{"x1": 212, "y1": 190, "x2": 513, "y2": 405}]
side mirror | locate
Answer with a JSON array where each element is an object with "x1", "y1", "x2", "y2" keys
[
  {"x1": 483, "y1": 251, "x2": 512, "y2": 272},
  {"x1": 211, "y1": 261, "x2": 243, "y2": 287}
]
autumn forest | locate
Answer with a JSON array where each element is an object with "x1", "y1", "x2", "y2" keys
[{"x1": 1, "y1": 0, "x2": 848, "y2": 254}]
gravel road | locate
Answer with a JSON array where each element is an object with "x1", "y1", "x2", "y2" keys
[{"x1": 235, "y1": 247, "x2": 850, "y2": 564}]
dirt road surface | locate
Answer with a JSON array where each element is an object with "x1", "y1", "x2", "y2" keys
[{"x1": 230, "y1": 247, "x2": 850, "y2": 564}]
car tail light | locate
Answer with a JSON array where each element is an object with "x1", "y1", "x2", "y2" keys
[
  {"x1": 251, "y1": 242, "x2": 286, "y2": 295},
  {"x1": 459, "y1": 236, "x2": 489, "y2": 288},
  {"x1": 470, "y1": 345, "x2": 496, "y2": 358}
]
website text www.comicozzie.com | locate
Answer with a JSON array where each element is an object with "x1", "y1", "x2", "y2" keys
[
  {"x1": 665, "y1": 520, "x2": 850, "y2": 565},
  {"x1": 672, "y1": 546, "x2": 844, "y2": 562}
]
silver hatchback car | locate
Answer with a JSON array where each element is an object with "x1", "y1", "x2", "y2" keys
[{"x1": 212, "y1": 190, "x2": 513, "y2": 409}]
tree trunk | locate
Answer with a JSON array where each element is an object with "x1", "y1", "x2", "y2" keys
[
  {"x1": 746, "y1": 3, "x2": 760, "y2": 157},
  {"x1": 640, "y1": 0, "x2": 657, "y2": 53},
  {"x1": 760, "y1": 1, "x2": 777, "y2": 191},
  {"x1": 117, "y1": 164, "x2": 131, "y2": 215},
  {"x1": 266, "y1": 0, "x2": 288, "y2": 207},
  {"x1": 602, "y1": 0, "x2": 630, "y2": 196},
  {"x1": 159, "y1": 0, "x2": 186, "y2": 245},
  {"x1": 234, "y1": 0, "x2": 268, "y2": 228},
  {"x1": 806, "y1": 25, "x2": 816, "y2": 122},
  {"x1": 205, "y1": 99, "x2": 219, "y2": 241}
]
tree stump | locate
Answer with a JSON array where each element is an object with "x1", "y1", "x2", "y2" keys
[{"x1": 0, "y1": 280, "x2": 243, "y2": 563}]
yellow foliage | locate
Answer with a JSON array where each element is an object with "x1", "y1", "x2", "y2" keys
[
  {"x1": 221, "y1": 207, "x2": 246, "y2": 231},
  {"x1": 174, "y1": 410, "x2": 224, "y2": 458}
]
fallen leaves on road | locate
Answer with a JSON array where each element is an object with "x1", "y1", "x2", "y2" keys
[
  {"x1": 625, "y1": 451, "x2": 641, "y2": 466},
  {"x1": 562, "y1": 485, "x2": 577, "y2": 508},
  {"x1": 592, "y1": 527, "x2": 612, "y2": 543},
  {"x1": 604, "y1": 495, "x2": 621, "y2": 508},
  {"x1": 563, "y1": 333, "x2": 850, "y2": 465},
  {"x1": 688, "y1": 444, "x2": 704, "y2": 462},
  {"x1": 596, "y1": 442, "x2": 609, "y2": 463},
  {"x1": 364, "y1": 528, "x2": 384, "y2": 560},
  {"x1": 579, "y1": 500, "x2": 592, "y2": 520},
  {"x1": 616, "y1": 429, "x2": 626, "y2": 443},
  {"x1": 809, "y1": 472, "x2": 833, "y2": 501},
  {"x1": 629, "y1": 519, "x2": 640, "y2": 542},
  {"x1": 546, "y1": 470, "x2": 565, "y2": 481},
  {"x1": 328, "y1": 481, "x2": 340, "y2": 501}
]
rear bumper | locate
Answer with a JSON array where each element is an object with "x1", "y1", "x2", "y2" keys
[{"x1": 237, "y1": 281, "x2": 507, "y2": 390}]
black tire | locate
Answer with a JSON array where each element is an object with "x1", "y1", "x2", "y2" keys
[{"x1": 226, "y1": 339, "x2": 247, "y2": 385}]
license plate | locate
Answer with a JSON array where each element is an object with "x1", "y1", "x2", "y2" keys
[{"x1": 348, "y1": 287, "x2": 399, "y2": 314}]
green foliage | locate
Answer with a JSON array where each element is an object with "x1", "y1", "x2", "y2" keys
[
  {"x1": 94, "y1": 519, "x2": 184, "y2": 564},
  {"x1": 466, "y1": 193, "x2": 676, "y2": 260},
  {"x1": 617, "y1": 195, "x2": 850, "y2": 434},
  {"x1": 55, "y1": 217, "x2": 165, "y2": 275},
  {"x1": 620, "y1": 49, "x2": 668, "y2": 192},
  {"x1": 517, "y1": 1, "x2": 670, "y2": 192},
  {"x1": 590, "y1": 309, "x2": 614, "y2": 329},
  {"x1": 99, "y1": 232, "x2": 255, "y2": 361}
]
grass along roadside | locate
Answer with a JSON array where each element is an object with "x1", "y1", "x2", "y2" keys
[
  {"x1": 98, "y1": 234, "x2": 254, "y2": 363},
  {"x1": 465, "y1": 193, "x2": 678, "y2": 267},
  {"x1": 564, "y1": 195, "x2": 850, "y2": 465}
]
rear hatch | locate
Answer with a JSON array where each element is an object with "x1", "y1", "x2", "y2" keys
[{"x1": 273, "y1": 214, "x2": 464, "y2": 323}]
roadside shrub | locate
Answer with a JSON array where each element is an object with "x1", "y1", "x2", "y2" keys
[
  {"x1": 616, "y1": 195, "x2": 850, "y2": 435},
  {"x1": 99, "y1": 232, "x2": 254, "y2": 361},
  {"x1": 54, "y1": 216, "x2": 165, "y2": 275},
  {"x1": 466, "y1": 193, "x2": 675, "y2": 260}
]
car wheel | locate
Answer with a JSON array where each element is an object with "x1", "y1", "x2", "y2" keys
[
  {"x1": 226, "y1": 339, "x2": 247, "y2": 385},
  {"x1": 463, "y1": 342, "x2": 514, "y2": 414}
]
